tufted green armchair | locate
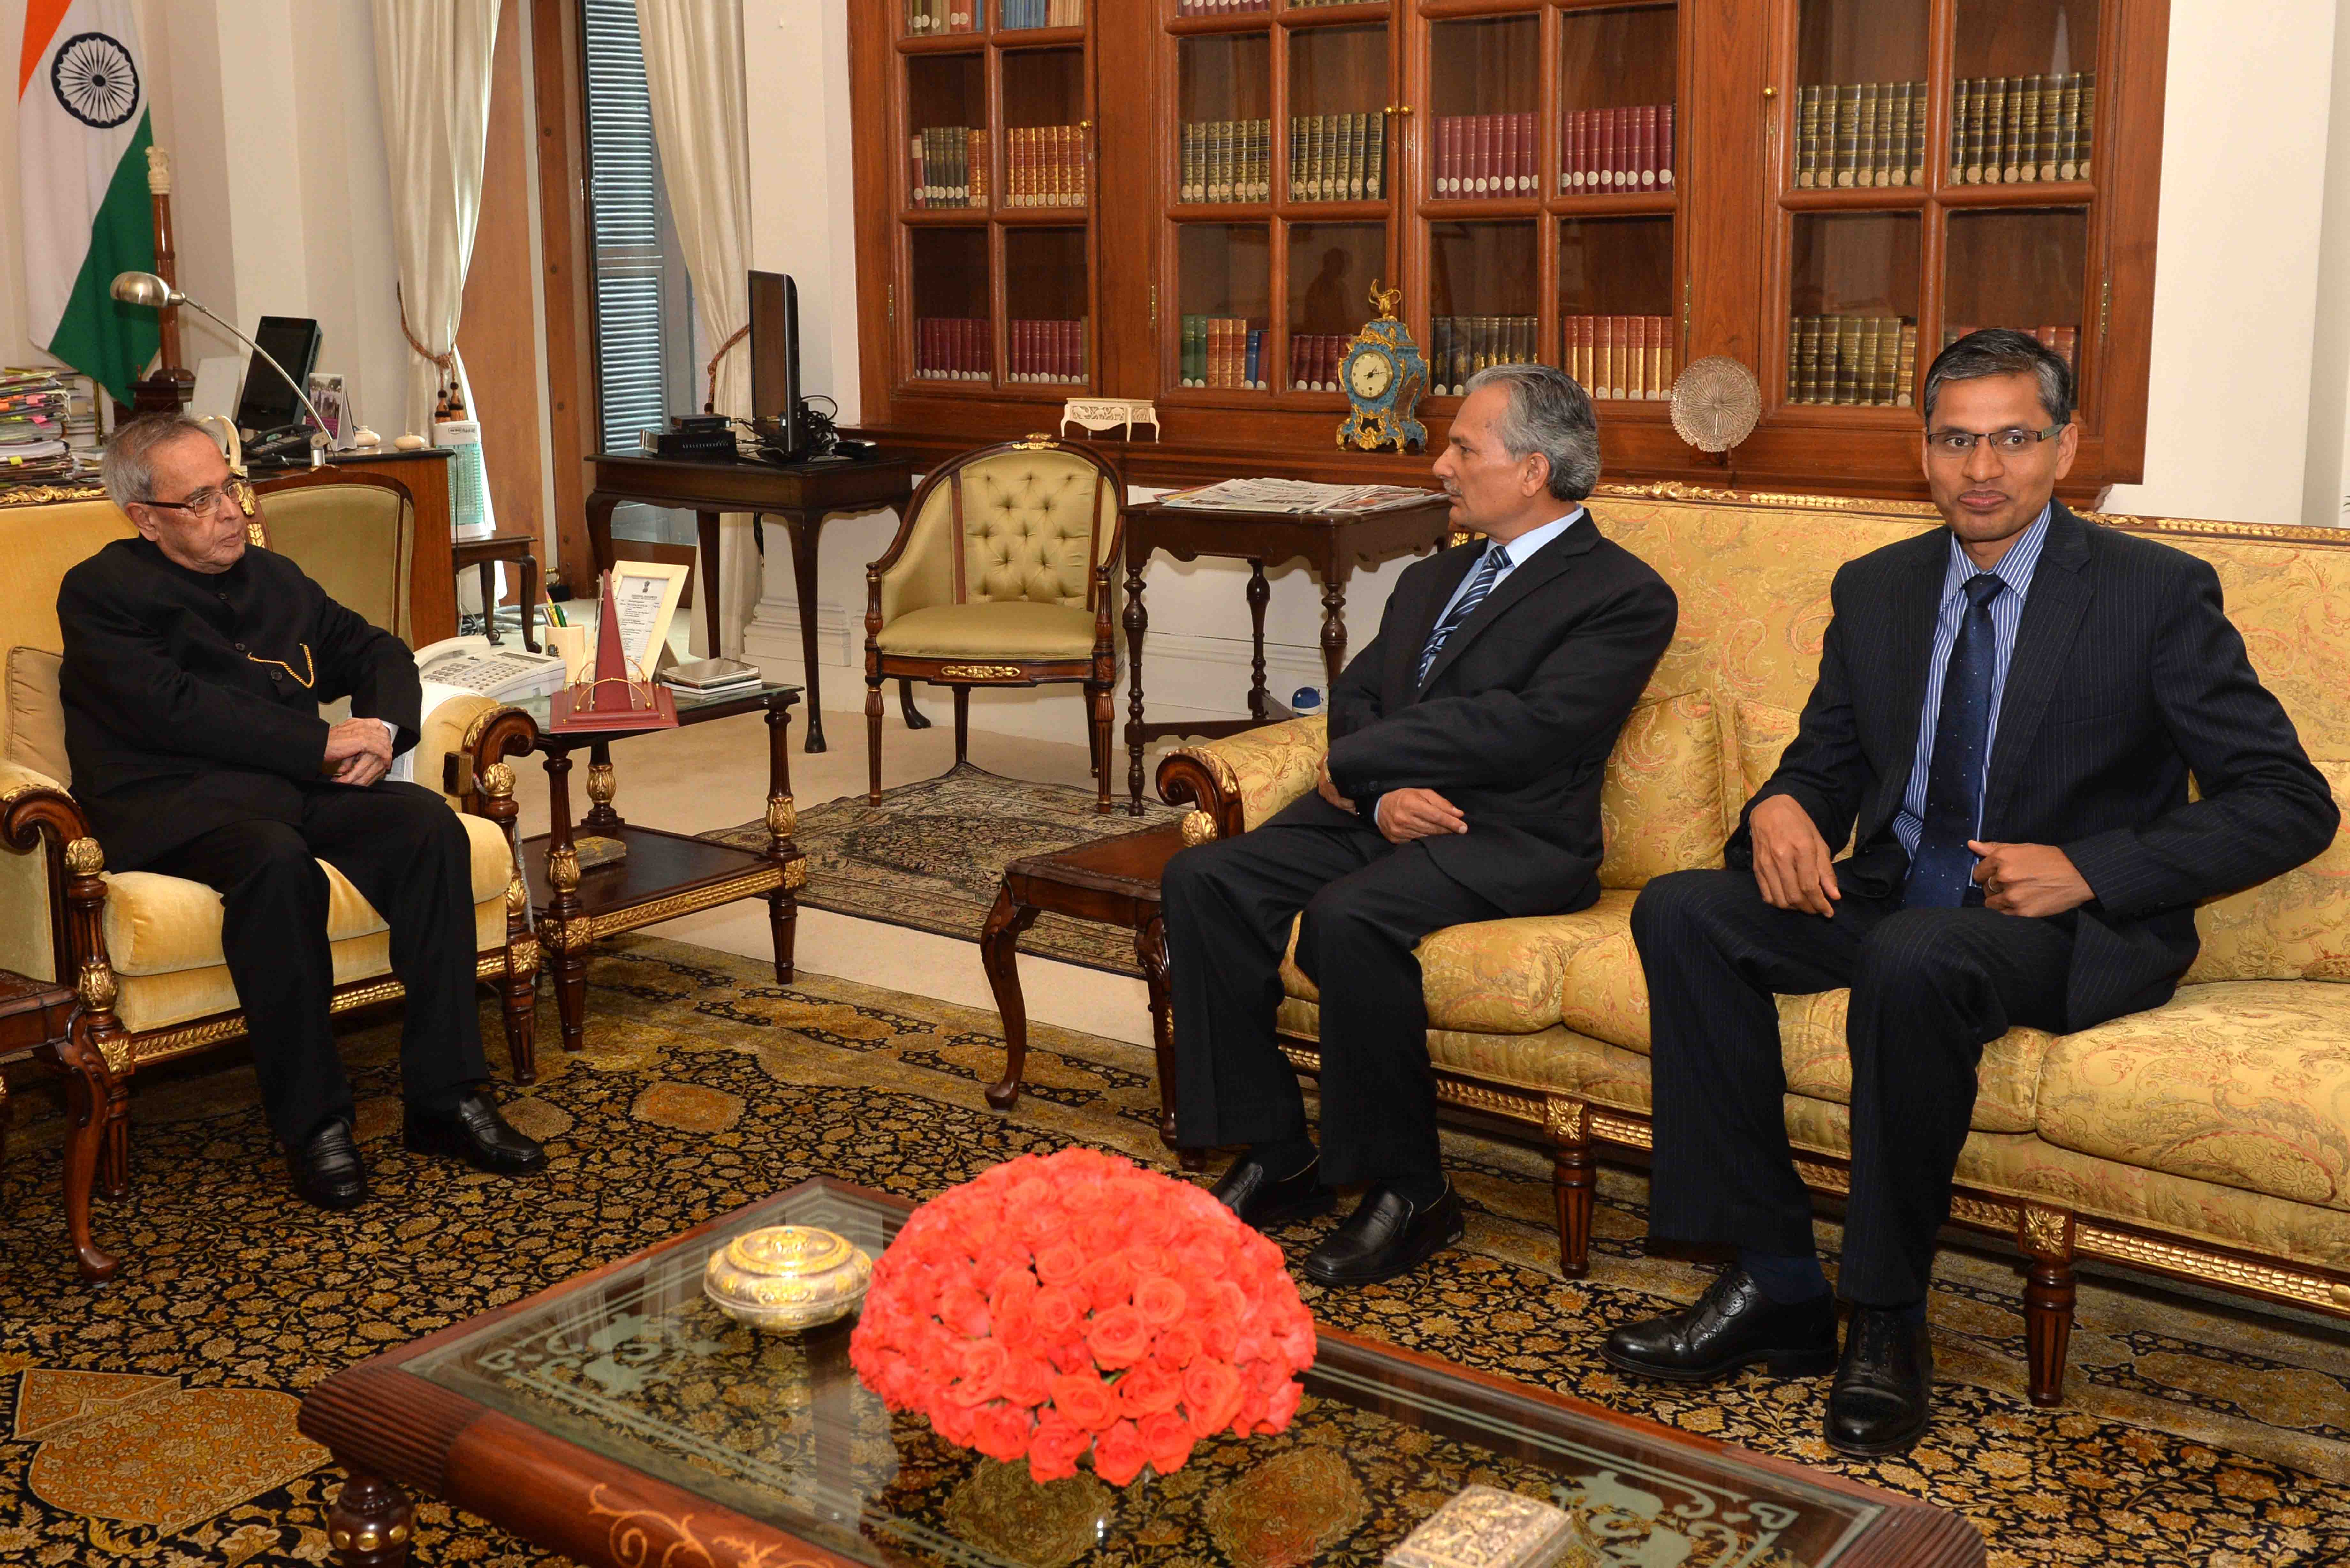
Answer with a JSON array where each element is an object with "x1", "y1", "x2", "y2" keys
[{"x1": 864, "y1": 437, "x2": 1123, "y2": 810}]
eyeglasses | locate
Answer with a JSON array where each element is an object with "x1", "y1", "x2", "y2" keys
[
  {"x1": 140, "y1": 479, "x2": 253, "y2": 516},
  {"x1": 1924, "y1": 423, "x2": 2068, "y2": 458}
]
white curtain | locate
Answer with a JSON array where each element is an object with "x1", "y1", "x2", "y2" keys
[
  {"x1": 370, "y1": 0, "x2": 499, "y2": 441},
  {"x1": 636, "y1": 0, "x2": 758, "y2": 659}
]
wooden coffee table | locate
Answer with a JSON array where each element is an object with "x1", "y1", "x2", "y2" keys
[
  {"x1": 297, "y1": 1176, "x2": 1982, "y2": 1568},
  {"x1": 0, "y1": 968, "x2": 112, "y2": 1279},
  {"x1": 980, "y1": 823, "x2": 1195, "y2": 1165}
]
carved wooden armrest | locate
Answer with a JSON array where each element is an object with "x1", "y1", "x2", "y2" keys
[
  {"x1": 2, "y1": 764, "x2": 125, "y2": 1056},
  {"x1": 1155, "y1": 715, "x2": 1330, "y2": 843}
]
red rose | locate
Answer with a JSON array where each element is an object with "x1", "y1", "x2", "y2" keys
[
  {"x1": 1031, "y1": 1286, "x2": 1083, "y2": 1340},
  {"x1": 1257, "y1": 1376, "x2": 1303, "y2": 1433},
  {"x1": 1076, "y1": 1213, "x2": 1126, "y2": 1259},
  {"x1": 1113, "y1": 1359, "x2": 1184, "y2": 1417},
  {"x1": 1050, "y1": 1371, "x2": 1119, "y2": 1432},
  {"x1": 929, "y1": 1393, "x2": 980, "y2": 1449},
  {"x1": 1026, "y1": 1412, "x2": 1092, "y2": 1483},
  {"x1": 1200, "y1": 1310, "x2": 1241, "y2": 1362},
  {"x1": 1086, "y1": 1304, "x2": 1152, "y2": 1369},
  {"x1": 972, "y1": 1400, "x2": 1034, "y2": 1463},
  {"x1": 938, "y1": 1285, "x2": 990, "y2": 1339},
  {"x1": 1000, "y1": 1353, "x2": 1056, "y2": 1410},
  {"x1": 1091, "y1": 1418, "x2": 1150, "y2": 1486},
  {"x1": 1181, "y1": 1360, "x2": 1243, "y2": 1437},
  {"x1": 1138, "y1": 1409, "x2": 1194, "y2": 1475},
  {"x1": 1133, "y1": 1275, "x2": 1186, "y2": 1328},
  {"x1": 1033, "y1": 1243, "x2": 1086, "y2": 1288},
  {"x1": 1045, "y1": 1335, "x2": 1094, "y2": 1376},
  {"x1": 1153, "y1": 1322, "x2": 1203, "y2": 1369},
  {"x1": 949, "y1": 1340, "x2": 1006, "y2": 1405},
  {"x1": 1078, "y1": 1254, "x2": 1137, "y2": 1312}
]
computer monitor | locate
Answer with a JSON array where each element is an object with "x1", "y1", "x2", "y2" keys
[
  {"x1": 748, "y1": 270, "x2": 802, "y2": 459},
  {"x1": 231, "y1": 316, "x2": 322, "y2": 434}
]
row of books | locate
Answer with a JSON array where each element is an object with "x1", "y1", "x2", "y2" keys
[
  {"x1": 1179, "y1": 316, "x2": 1271, "y2": 390},
  {"x1": 1175, "y1": 0, "x2": 1266, "y2": 10},
  {"x1": 1559, "y1": 105, "x2": 1674, "y2": 194},
  {"x1": 915, "y1": 318, "x2": 992, "y2": 380},
  {"x1": 1004, "y1": 125, "x2": 1086, "y2": 207},
  {"x1": 910, "y1": 127, "x2": 986, "y2": 209},
  {"x1": 903, "y1": 0, "x2": 1080, "y2": 29},
  {"x1": 1565, "y1": 317, "x2": 1678, "y2": 402},
  {"x1": 1944, "y1": 322, "x2": 2080, "y2": 372},
  {"x1": 998, "y1": 0, "x2": 1083, "y2": 26},
  {"x1": 1007, "y1": 318, "x2": 1089, "y2": 383},
  {"x1": 1429, "y1": 316, "x2": 1536, "y2": 396},
  {"x1": 1289, "y1": 113, "x2": 1387, "y2": 202},
  {"x1": 1786, "y1": 315, "x2": 1919, "y2": 408},
  {"x1": 1288, "y1": 334, "x2": 1355, "y2": 393},
  {"x1": 1949, "y1": 73, "x2": 2096, "y2": 185},
  {"x1": 1793, "y1": 82, "x2": 1929, "y2": 189},
  {"x1": 0, "y1": 371, "x2": 81, "y2": 486},
  {"x1": 903, "y1": 0, "x2": 976, "y2": 32},
  {"x1": 1434, "y1": 114, "x2": 1540, "y2": 199},
  {"x1": 1179, "y1": 119, "x2": 1270, "y2": 204}
]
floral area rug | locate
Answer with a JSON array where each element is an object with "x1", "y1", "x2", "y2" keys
[
  {"x1": 697, "y1": 761, "x2": 1181, "y2": 977},
  {"x1": 0, "y1": 935, "x2": 2345, "y2": 1565}
]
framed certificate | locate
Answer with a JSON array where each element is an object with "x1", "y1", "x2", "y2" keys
[{"x1": 606, "y1": 560, "x2": 690, "y2": 678}]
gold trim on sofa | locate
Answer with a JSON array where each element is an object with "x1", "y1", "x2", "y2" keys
[{"x1": 130, "y1": 945, "x2": 535, "y2": 1062}]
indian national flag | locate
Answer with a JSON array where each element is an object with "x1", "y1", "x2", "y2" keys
[{"x1": 18, "y1": 0, "x2": 156, "y2": 405}]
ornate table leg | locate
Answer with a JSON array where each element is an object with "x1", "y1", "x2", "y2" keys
[
  {"x1": 1246, "y1": 560, "x2": 1270, "y2": 720},
  {"x1": 544, "y1": 751, "x2": 588, "y2": 1052},
  {"x1": 1134, "y1": 915, "x2": 1202, "y2": 1172},
  {"x1": 44, "y1": 1016, "x2": 118, "y2": 1281},
  {"x1": 781, "y1": 509, "x2": 830, "y2": 752},
  {"x1": 327, "y1": 1469, "x2": 415, "y2": 1567},
  {"x1": 695, "y1": 509, "x2": 724, "y2": 658},
  {"x1": 2020, "y1": 1205, "x2": 2078, "y2": 1407},
  {"x1": 980, "y1": 882, "x2": 1042, "y2": 1110},
  {"x1": 1122, "y1": 548, "x2": 1149, "y2": 815},
  {"x1": 582, "y1": 742, "x2": 620, "y2": 834},
  {"x1": 765, "y1": 702, "x2": 802, "y2": 984},
  {"x1": 1318, "y1": 557, "x2": 1353, "y2": 692}
]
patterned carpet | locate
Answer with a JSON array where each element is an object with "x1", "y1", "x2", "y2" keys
[
  {"x1": 0, "y1": 936, "x2": 2347, "y2": 1566},
  {"x1": 699, "y1": 762, "x2": 1180, "y2": 976}
]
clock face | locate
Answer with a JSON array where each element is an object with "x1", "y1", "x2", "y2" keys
[{"x1": 1347, "y1": 348, "x2": 1395, "y2": 401}]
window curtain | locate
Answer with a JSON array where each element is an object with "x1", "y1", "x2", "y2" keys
[{"x1": 634, "y1": 0, "x2": 758, "y2": 659}]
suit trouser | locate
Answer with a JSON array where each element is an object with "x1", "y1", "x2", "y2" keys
[
  {"x1": 1632, "y1": 867, "x2": 2072, "y2": 1304},
  {"x1": 148, "y1": 780, "x2": 490, "y2": 1147},
  {"x1": 1161, "y1": 816, "x2": 1503, "y2": 1186}
]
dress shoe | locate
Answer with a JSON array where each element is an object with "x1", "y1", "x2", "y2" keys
[
  {"x1": 1825, "y1": 1307, "x2": 1934, "y2": 1456},
  {"x1": 1601, "y1": 1268, "x2": 1838, "y2": 1383},
  {"x1": 403, "y1": 1090, "x2": 548, "y2": 1174},
  {"x1": 288, "y1": 1119, "x2": 368, "y2": 1211},
  {"x1": 1301, "y1": 1182, "x2": 1464, "y2": 1286},
  {"x1": 1209, "y1": 1153, "x2": 1335, "y2": 1231}
]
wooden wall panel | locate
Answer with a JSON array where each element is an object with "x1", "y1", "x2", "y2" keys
[{"x1": 531, "y1": 0, "x2": 595, "y2": 591}]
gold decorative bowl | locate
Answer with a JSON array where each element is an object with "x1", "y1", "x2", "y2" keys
[{"x1": 702, "y1": 1225, "x2": 874, "y2": 1332}]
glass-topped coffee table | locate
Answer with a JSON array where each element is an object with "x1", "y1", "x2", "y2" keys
[{"x1": 298, "y1": 1179, "x2": 1980, "y2": 1568}]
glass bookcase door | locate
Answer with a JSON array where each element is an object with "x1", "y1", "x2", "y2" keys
[
  {"x1": 1177, "y1": 33, "x2": 1272, "y2": 208},
  {"x1": 1429, "y1": 16, "x2": 1541, "y2": 205},
  {"x1": 1786, "y1": 213, "x2": 1920, "y2": 408},
  {"x1": 1557, "y1": 5, "x2": 1678, "y2": 203},
  {"x1": 902, "y1": 0, "x2": 980, "y2": 38},
  {"x1": 1942, "y1": 207, "x2": 2087, "y2": 378},
  {"x1": 1791, "y1": 0, "x2": 1929, "y2": 191},
  {"x1": 996, "y1": 0, "x2": 1086, "y2": 33},
  {"x1": 1288, "y1": 221, "x2": 1386, "y2": 392},
  {"x1": 1286, "y1": 25, "x2": 1390, "y2": 207},
  {"x1": 910, "y1": 227, "x2": 996, "y2": 385},
  {"x1": 1950, "y1": 1, "x2": 2098, "y2": 188},
  {"x1": 906, "y1": 54, "x2": 988, "y2": 212},
  {"x1": 1426, "y1": 222, "x2": 1536, "y2": 397},
  {"x1": 1004, "y1": 227, "x2": 1092, "y2": 386},
  {"x1": 1176, "y1": 224, "x2": 1272, "y2": 392},
  {"x1": 1003, "y1": 47, "x2": 1090, "y2": 211},
  {"x1": 1560, "y1": 216, "x2": 1677, "y2": 402}
]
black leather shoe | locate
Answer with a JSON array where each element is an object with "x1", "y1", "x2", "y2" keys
[
  {"x1": 1209, "y1": 1153, "x2": 1335, "y2": 1231},
  {"x1": 1825, "y1": 1308, "x2": 1934, "y2": 1456},
  {"x1": 1301, "y1": 1183, "x2": 1464, "y2": 1286},
  {"x1": 403, "y1": 1091, "x2": 548, "y2": 1174},
  {"x1": 288, "y1": 1119, "x2": 368, "y2": 1211},
  {"x1": 1601, "y1": 1268, "x2": 1838, "y2": 1383}
]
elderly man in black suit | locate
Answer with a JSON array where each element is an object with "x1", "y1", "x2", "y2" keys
[
  {"x1": 1163, "y1": 363, "x2": 1679, "y2": 1287},
  {"x1": 1607, "y1": 330, "x2": 2338, "y2": 1455},
  {"x1": 58, "y1": 413, "x2": 544, "y2": 1211}
]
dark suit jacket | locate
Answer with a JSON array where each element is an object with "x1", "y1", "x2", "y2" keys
[
  {"x1": 1730, "y1": 503, "x2": 2339, "y2": 1030},
  {"x1": 1281, "y1": 511, "x2": 1679, "y2": 916},
  {"x1": 58, "y1": 537, "x2": 424, "y2": 871}
]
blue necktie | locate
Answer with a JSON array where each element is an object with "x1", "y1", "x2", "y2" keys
[
  {"x1": 1904, "y1": 572, "x2": 2006, "y2": 909},
  {"x1": 1417, "y1": 544, "x2": 1510, "y2": 685}
]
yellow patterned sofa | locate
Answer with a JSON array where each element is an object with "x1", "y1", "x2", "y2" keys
[
  {"x1": 0, "y1": 487, "x2": 536, "y2": 1279},
  {"x1": 1157, "y1": 484, "x2": 2350, "y2": 1407}
]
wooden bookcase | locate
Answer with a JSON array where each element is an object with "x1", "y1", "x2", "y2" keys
[{"x1": 848, "y1": 0, "x2": 2167, "y2": 503}]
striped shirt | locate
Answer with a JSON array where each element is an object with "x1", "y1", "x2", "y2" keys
[{"x1": 1892, "y1": 504, "x2": 2051, "y2": 855}]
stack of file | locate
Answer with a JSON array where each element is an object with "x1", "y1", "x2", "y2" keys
[
  {"x1": 0, "y1": 370, "x2": 81, "y2": 486},
  {"x1": 658, "y1": 657, "x2": 765, "y2": 698}
]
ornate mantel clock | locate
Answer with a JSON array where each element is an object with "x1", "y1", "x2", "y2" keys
[{"x1": 1336, "y1": 281, "x2": 1428, "y2": 454}]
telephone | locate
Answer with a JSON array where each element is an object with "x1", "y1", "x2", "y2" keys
[{"x1": 414, "y1": 635, "x2": 569, "y2": 702}]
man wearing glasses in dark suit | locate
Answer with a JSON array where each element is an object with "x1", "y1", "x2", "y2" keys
[{"x1": 1607, "y1": 329, "x2": 2337, "y2": 1456}]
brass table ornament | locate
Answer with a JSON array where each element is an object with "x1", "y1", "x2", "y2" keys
[{"x1": 702, "y1": 1225, "x2": 873, "y2": 1332}]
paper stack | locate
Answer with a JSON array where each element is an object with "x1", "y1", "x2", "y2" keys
[{"x1": 0, "y1": 370, "x2": 83, "y2": 486}]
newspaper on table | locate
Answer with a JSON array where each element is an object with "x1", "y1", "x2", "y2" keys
[{"x1": 1156, "y1": 476, "x2": 1442, "y2": 514}]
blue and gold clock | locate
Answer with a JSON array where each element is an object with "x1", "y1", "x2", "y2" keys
[{"x1": 1337, "y1": 281, "x2": 1428, "y2": 454}]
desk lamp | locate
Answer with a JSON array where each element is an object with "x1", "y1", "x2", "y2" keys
[{"x1": 109, "y1": 271, "x2": 332, "y2": 469}]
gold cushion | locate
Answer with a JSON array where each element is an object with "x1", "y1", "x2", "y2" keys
[
  {"x1": 102, "y1": 814, "x2": 514, "y2": 977},
  {"x1": 873, "y1": 602, "x2": 1102, "y2": 661},
  {"x1": 2186, "y1": 755, "x2": 2350, "y2": 983},
  {"x1": 5, "y1": 646, "x2": 68, "y2": 786},
  {"x1": 0, "y1": 758, "x2": 64, "y2": 984},
  {"x1": 253, "y1": 485, "x2": 413, "y2": 639},
  {"x1": 955, "y1": 450, "x2": 1108, "y2": 607},
  {"x1": 2033, "y1": 980, "x2": 2350, "y2": 1210},
  {"x1": 1777, "y1": 988, "x2": 2053, "y2": 1134},
  {"x1": 1598, "y1": 689, "x2": 1726, "y2": 888},
  {"x1": 1734, "y1": 698, "x2": 1801, "y2": 803}
]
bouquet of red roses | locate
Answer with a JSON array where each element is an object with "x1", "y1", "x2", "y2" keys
[{"x1": 848, "y1": 1148, "x2": 1318, "y2": 1485}]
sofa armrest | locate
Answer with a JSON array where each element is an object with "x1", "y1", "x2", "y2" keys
[
  {"x1": 1155, "y1": 715, "x2": 1329, "y2": 840},
  {"x1": 0, "y1": 761, "x2": 83, "y2": 983}
]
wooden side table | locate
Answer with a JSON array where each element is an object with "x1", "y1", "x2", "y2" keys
[
  {"x1": 0, "y1": 970, "x2": 115, "y2": 1280},
  {"x1": 451, "y1": 530, "x2": 541, "y2": 651},
  {"x1": 1118, "y1": 495, "x2": 1455, "y2": 813},
  {"x1": 979, "y1": 823, "x2": 1202, "y2": 1170}
]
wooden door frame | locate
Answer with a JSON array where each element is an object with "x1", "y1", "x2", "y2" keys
[{"x1": 530, "y1": 0, "x2": 597, "y2": 593}]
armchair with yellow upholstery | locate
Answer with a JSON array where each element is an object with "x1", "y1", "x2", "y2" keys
[
  {"x1": 0, "y1": 486, "x2": 535, "y2": 1280},
  {"x1": 864, "y1": 437, "x2": 1123, "y2": 810}
]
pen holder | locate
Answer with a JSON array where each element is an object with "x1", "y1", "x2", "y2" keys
[{"x1": 547, "y1": 623, "x2": 589, "y2": 687}]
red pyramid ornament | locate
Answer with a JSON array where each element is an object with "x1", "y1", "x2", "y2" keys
[{"x1": 548, "y1": 571, "x2": 678, "y2": 731}]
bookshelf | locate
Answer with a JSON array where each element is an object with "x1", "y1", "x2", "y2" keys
[{"x1": 849, "y1": 0, "x2": 2167, "y2": 502}]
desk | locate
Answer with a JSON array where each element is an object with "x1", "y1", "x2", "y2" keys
[
  {"x1": 584, "y1": 452, "x2": 918, "y2": 751},
  {"x1": 1117, "y1": 494, "x2": 1455, "y2": 812}
]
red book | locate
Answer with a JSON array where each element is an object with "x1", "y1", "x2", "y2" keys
[
  {"x1": 1593, "y1": 109, "x2": 1611, "y2": 190},
  {"x1": 1481, "y1": 114, "x2": 1499, "y2": 196},
  {"x1": 1501, "y1": 114, "x2": 1521, "y2": 196},
  {"x1": 1560, "y1": 109, "x2": 1575, "y2": 191},
  {"x1": 1617, "y1": 107, "x2": 1633, "y2": 189},
  {"x1": 1319, "y1": 334, "x2": 1339, "y2": 389},
  {"x1": 1448, "y1": 116, "x2": 1466, "y2": 197},
  {"x1": 1660, "y1": 103, "x2": 1675, "y2": 187},
  {"x1": 1518, "y1": 111, "x2": 1535, "y2": 193},
  {"x1": 1640, "y1": 105, "x2": 1657, "y2": 188}
]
